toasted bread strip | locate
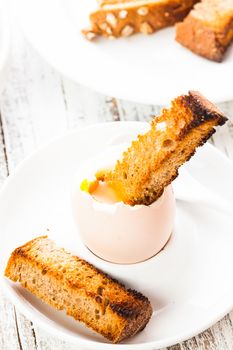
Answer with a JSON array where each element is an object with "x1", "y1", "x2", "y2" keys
[
  {"x1": 97, "y1": 91, "x2": 227, "y2": 205},
  {"x1": 82, "y1": 0, "x2": 199, "y2": 40},
  {"x1": 5, "y1": 236, "x2": 152, "y2": 343},
  {"x1": 176, "y1": 0, "x2": 233, "y2": 62}
]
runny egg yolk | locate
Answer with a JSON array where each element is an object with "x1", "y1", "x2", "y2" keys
[{"x1": 80, "y1": 179, "x2": 121, "y2": 204}]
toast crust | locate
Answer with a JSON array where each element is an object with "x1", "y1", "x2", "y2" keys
[
  {"x1": 96, "y1": 91, "x2": 227, "y2": 205},
  {"x1": 5, "y1": 236, "x2": 152, "y2": 343},
  {"x1": 82, "y1": 0, "x2": 199, "y2": 39},
  {"x1": 176, "y1": 0, "x2": 233, "y2": 61}
]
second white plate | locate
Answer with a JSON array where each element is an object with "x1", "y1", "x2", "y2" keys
[{"x1": 16, "y1": 0, "x2": 233, "y2": 105}]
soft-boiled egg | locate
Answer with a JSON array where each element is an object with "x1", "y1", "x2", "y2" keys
[{"x1": 72, "y1": 144, "x2": 176, "y2": 264}]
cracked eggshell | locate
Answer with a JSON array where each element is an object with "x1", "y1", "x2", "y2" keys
[{"x1": 72, "y1": 145, "x2": 176, "y2": 264}]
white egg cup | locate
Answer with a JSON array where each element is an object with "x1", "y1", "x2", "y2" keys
[{"x1": 72, "y1": 144, "x2": 176, "y2": 264}]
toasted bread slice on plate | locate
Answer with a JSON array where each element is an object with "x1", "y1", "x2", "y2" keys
[
  {"x1": 83, "y1": 0, "x2": 199, "y2": 39},
  {"x1": 176, "y1": 0, "x2": 233, "y2": 61},
  {"x1": 5, "y1": 236, "x2": 152, "y2": 343}
]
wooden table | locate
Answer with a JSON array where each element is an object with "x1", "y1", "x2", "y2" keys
[{"x1": 1, "y1": 23, "x2": 233, "y2": 350}]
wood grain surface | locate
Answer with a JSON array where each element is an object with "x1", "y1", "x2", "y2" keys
[{"x1": 0, "y1": 22, "x2": 233, "y2": 350}]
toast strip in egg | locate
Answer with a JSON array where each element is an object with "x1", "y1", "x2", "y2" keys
[
  {"x1": 4, "y1": 236, "x2": 152, "y2": 343},
  {"x1": 96, "y1": 91, "x2": 227, "y2": 205}
]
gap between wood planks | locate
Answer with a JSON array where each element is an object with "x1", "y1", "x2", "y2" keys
[
  {"x1": 13, "y1": 308, "x2": 23, "y2": 350},
  {"x1": 0, "y1": 111, "x2": 9, "y2": 177}
]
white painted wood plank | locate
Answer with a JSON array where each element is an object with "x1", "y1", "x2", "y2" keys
[
  {"x1": 166, "y1": 344, "x2": 181, "y2": 350},
  {"x1": 110, "y1": 99, "x2": 162, "y2": 122},
  {"x1": 211, "y1": 121, "x2": 233, "y2": 161},
  {"x1": 15, "y1": 314, "x2": 37, "y2": 350},
  {"x1": 0, "y1": 28, "x2": 68, "y2": 173},
  {"x1": 136, "y1": 103, "x2": 163, "y2": 123},
  {"x1": 61, "y1": 79, "x2": 121, "y2": 126},
  {"x1": 116, "y1": 99, "x2": 140, "y2": 121},
  {"x1": 195, "y1": 328, "x2": 218, "y2": 350},
  {"x1": 211, "y1": 316, "x2": 233, "y2": 350},
  {"x1": 170, "y1": 315, "x2": 233, "y2": 350},
  {"x1": 218, "y1": 101, "x2": 233, "y2": 121},
  {"x1": 212, "y1": 102, "x2": 233, "y2": 160},
  {"x1": 33, "y1": 328, "x2": 79, "y2": 350},
  {"x1": 0, "y1": 290, "x2": 21, "y2": 350}
]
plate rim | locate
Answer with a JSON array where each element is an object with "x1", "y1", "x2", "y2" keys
[{"x1": 1, "y1": 121, "x2": 233, "y2": 349}]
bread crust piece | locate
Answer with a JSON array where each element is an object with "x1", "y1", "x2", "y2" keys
[
  {"x1": 82, "y1": 0, "x2": 199, "y2": 39},
  {"x1": 97, "y1": 91, "x2": 227, "y2": 206},
  {"x1": 176, "y1": 0, "x2": 233, "y2": 62},
  {"x1": 4, "y1": 236, "x2": 152, "y2": 343}
]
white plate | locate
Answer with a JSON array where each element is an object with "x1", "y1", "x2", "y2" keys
[
  {"x1": 1, "y1": 122, "x2": 233, "y2": 350},
  {"x1": 15, "y1": 0, "x2": 233, "y2": 105}
]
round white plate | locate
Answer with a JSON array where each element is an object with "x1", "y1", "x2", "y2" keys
[
  {"x1": 15, "y1": 0, "x2": 233, "y2": 105},
  {"x1": 1, "y1": 122, "x2": 233, "y2": 350}
]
